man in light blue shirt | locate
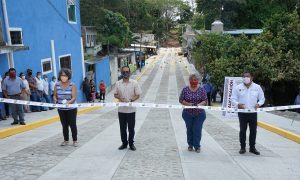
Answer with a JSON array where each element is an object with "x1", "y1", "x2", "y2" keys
[
  {"x1": 232, "y1": 71, "x2": 265, "y2": 155},
  {"x1": 2, "y1": 68, "x2": 26, "y2": 125}
]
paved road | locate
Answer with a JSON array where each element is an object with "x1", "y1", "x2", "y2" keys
[{"x1": 0, "y1": 48, "x2": 299, "y2": 180}]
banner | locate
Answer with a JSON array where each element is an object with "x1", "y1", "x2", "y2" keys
[{"x1": 222, "y1": 77, "x2": 243, "y2": 118}]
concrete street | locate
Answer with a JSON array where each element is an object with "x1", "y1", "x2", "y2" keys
[{"x1": 0, "y1": 48, "x2": 299, "y2": 180}]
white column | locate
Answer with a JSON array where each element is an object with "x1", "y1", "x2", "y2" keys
[
  {"x1": 80, "y1": 37, "x2": 86, "y2": 80},
  {"x1": 2, "y1": 0, "x2": 14, "y2": 68},
  {"x1": 51, "y1": 40, "x2": 57, "y2": 77}
]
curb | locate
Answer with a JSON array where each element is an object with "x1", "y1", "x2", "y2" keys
[
  {"x1": 0, "y1": 107, "x2": 100, "y2": 139},
  {"x1": 258, "y1": 121, "x2": 300, "y2": 144}
]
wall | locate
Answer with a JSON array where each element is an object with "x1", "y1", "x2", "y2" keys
[
  {"x1": 0, "y1": 0, "x2": 85, "y2": 102},
  {"x1": 94, "y1": 56, "x2": 111, "y2": 92}
]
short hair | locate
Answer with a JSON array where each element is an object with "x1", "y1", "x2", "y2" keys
[
  {"x1": 121, "y1": 66, "x2": 130, "y2": 73},
  {"x1": 8, "y1": 68, "x2": 16, "y2": 72},
  {"x1": 58, "y1": 68, "x2": 72, "y2": 81},
  {"x1": 19, "y1": 72, "x2": 25, "y2": 77},
  {"x1": 243, "y1": 71, "x2": 253, "y2": 77},
  {"x1": 189, "y1": 74, "x2": 199, "y2": 81}
]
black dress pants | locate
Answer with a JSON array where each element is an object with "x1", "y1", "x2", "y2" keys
[
  {"x1": 238, "y1": 113, "x2": 257, "y2": 148},
  {"x1": 58, "y1": 108, "x2": 78, "y2": 141},
  {"x1": 118, "y1": 112, "x2": 136, "y2": 146}
]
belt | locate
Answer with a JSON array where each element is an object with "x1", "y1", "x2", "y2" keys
[{"x1": 9, "y1": 94, "x2": 21, "y2": 96}]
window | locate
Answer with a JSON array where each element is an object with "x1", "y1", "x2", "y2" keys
[
  {"x1": 9, "y1": 28, "x2": 23, "y2": 45},
  {"x1": 67, "y1": 0, "x2": 76, "y2": 23},
  {"x1": 41, "y1": 58, "x2": 52, "y2": 74},
  {"x1": 59, "y1": 55, "x2": 72, "y2": 69}
]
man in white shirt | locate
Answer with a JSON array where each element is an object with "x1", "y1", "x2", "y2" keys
[
  {"x1": 232, "y1": 71, "x2": 265, "y2": 155},
  {"x1": 35, "y1": 72, "x2": 47, "y2": 111},
  {"x1": 114, "y1": 66, "x2": 142, "y2": 151}
]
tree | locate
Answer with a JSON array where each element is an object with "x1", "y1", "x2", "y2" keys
[{"x1": 178, "y1": 2, "x2": 194, "y2": 24}]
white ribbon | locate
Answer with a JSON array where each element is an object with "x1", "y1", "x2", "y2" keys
[{"x1": 0, "y1": 98, "x2": 299, "y2": 113}]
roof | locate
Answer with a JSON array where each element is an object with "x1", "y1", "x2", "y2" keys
[
  {"x1": 84, "y1": 55, "x2": 109, "y2": 65},
  {"x1": 130, "y1": 44, "x2": 157, "y2": 49},
  {"x1": 224, "y1": 29, "x2": 263, "y2": 35}
]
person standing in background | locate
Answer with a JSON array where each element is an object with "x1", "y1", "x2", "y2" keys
[
  {"x1": 0, "y1": 75, "x2": 6, "y2": 120},
  {"x1": 20, "y1": 73, "x2": 31, "y2": 113},
  {"x1": 43, "y1": 75, "x2": 51, "y2": 110},
  {"x1": 99, "y1": 80, "x2": 106, "y2": 103},
  {"x1": 50, "y1": 76, "x2": 57, "y2": 105},
  {"x1": 35, "y1": 72, "x2": 47, "y2": 111},
  {"x1": 27, "y1": 69, "x2": 41, "y2": 112},
  {"x1": 203, "y1": 80, "x2": 212, "y2": 106}
]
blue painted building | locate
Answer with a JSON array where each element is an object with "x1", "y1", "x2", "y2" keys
[{"x1": 0, "y1": 0, "x2": 86, "y2": 101}]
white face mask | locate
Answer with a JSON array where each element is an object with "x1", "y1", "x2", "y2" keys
[
  {"x1": 21, "y1": 76, "x2": 25, "y2": 80},
  {"x1": 61, "y1": 76, "x2": 68, "y2": 83},
  {"x1": 243, "y1": 77, "x2": 251, "y2": 85}
]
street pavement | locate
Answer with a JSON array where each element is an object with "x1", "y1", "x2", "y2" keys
[{"x1": 0, "y1": 48, "x2": 299, "y2": 180}]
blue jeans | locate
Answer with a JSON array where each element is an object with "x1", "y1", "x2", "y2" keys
[
  {"x1": 182, "y1": 111, "x2": 206, "y2": 148},
  {"x1": 0, "y1": 92, "x2": 6, "y2": 119},
  {"x1": 42, "y1": 93, "x2": 50, "y2": 111},
  {"x1": 30, "y1": 91, "x2": 41, "y2": 111}
]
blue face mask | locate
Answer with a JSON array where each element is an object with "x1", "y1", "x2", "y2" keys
[{"x1": 38, "y1": 75, "x2": 42, "y2": 79}]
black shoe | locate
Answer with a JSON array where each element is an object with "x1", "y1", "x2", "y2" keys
[
  {"x1": 11, "y1": 122, "x2": 18, "y2": 125},
  {"x1": 20, "y1": 122, "x2": 26, "y2": 125},
  {"x1": 239, "y1": 148, "x2": 246, "y2": 154},
  {"x1": 129, "y1": 145, "x2": 136, "y2": 151},
  {"x1": 188, "y1": 146, "x2": 193, "y2": 151},
  {"x1": 118, "y1": 145, "x2": 127, "y2": 150},
  {"x1": 249, "y1": 148, "x2": 260, "y2": 155}
]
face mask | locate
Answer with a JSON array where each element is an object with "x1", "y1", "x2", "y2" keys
[
  {"x1": 21, "y1": 75, "x2": 26, "y2": 80},
  {"x1": 61, "y1": 76, "x2": 68, "y2": 82},
  {"x1": 122, "y1": 71, "x2": 130, "y2": 79},
  {"x1": 44, "y1": 78, "x2": 48, "y2": 81},
  {"x1": 53, "y1": 79, "x2": 56, "y2": 82},
  {"x1": 9, "y1": 72, "x2": 16, "y2": 78},
  {"x1": 38, "y1": 75, "x2": 42, "y2": 79},
  {"x1": 190, "y1": 80, "x2": 198, "y2": 86},
  {"x1": 243, "y1": 77, "x2": 251, "y2": 85}
]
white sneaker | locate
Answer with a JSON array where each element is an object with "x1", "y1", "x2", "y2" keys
[
  {"x1": 60, "y1": 141, "x2": 69, "y2": 146},
  {"x1": 73, "y1": 141, "x2": 78, "y2": 147}
]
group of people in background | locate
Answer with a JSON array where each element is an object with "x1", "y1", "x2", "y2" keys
[
  {"x1": 0, "y1": 68, "x2": 57, "y2": 125},
  {"x1": 81, "y1": 78, "x2": 106, "y2": 103}
]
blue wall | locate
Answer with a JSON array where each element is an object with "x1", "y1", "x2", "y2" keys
[
  {"x1": 0, "y1": 0, "x2": 85, "y2": 101},
  {"x1": 94, "y1": 56, "x2": 111, "y2": 92}
]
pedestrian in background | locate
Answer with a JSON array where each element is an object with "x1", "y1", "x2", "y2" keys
[
  {"x1": 81, "y1": 77, "x2": 90, "y2": 102},
  {"x1": 99, "y1": 80, "x2": 106, "y2": 103},
  {"x1": 90, "y1": 79, "x2": 96, "y2": 102},
  {"x1": 53, "y1": 68, "x2": 78, "y2": 147},
  {"x1": 295, "y1": 89, "x2": 300, "y2": 113},
  {"x1": 232, "y1": 71, "x2": 265, "y2": 155},
  {"x1": 0, "y1": 74, "x2": 6, "y2": 120},
  {"x1": 36, "y1": 72, "x2": 47, "y2": 111},
  {"x1": 50, "y1": 76, "x2": 56, "y2": 104},
  {"x1": 4, "y1": 72, "x2": 11, "y2": 118},
  {"x1": 27, "y1": 69, "x2": 41, "y2": 112},
  {"x1": 2, "y1": 68, "x2": 26, "y2": 125},
  {"x1": 114, "y1": 66, "x2": 142, "y2": 151},
  {"x1": 42, "y1": 75, "x2": 51, "y2": 110},
  {"x1": 203, "y1": 80, "x2": 212, "y2": 106},
  {"x1": 20, "y1": 72, "x2": 31, "y2": 113},
  {"x1": 179, "y1": 74, "x2": 207, "y2": 153}
]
